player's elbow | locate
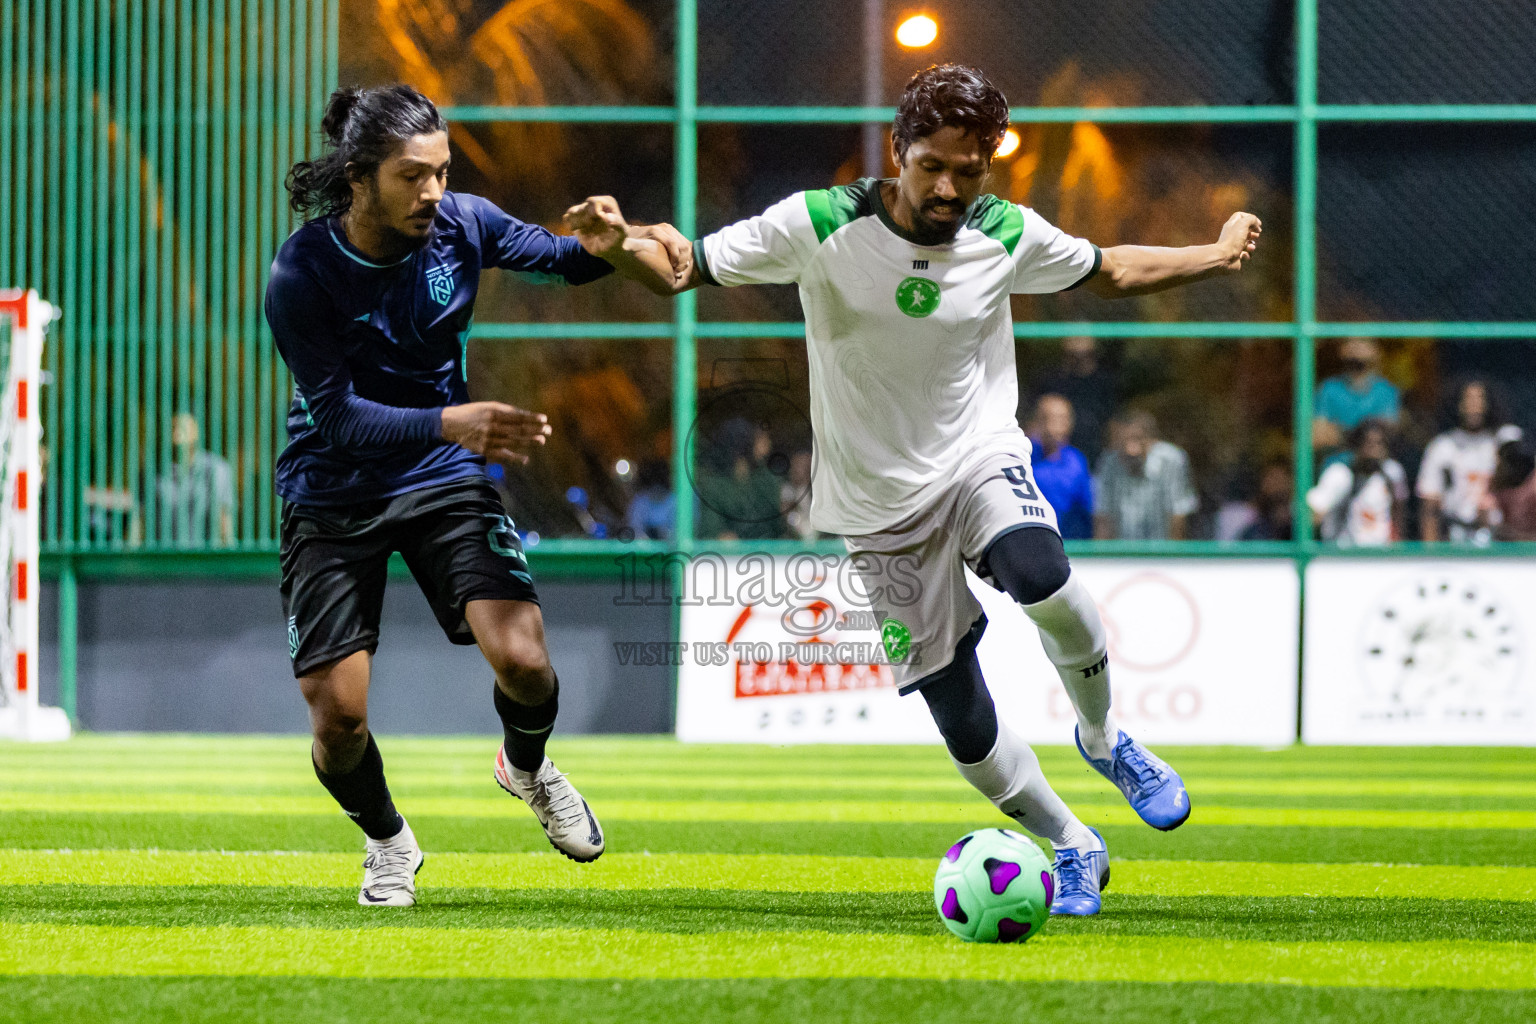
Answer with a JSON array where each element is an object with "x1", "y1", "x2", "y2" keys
[
  {"x1": 1084, "y1": 250, "x2": 1135, "y2": 298},
  {"x1": 308, "y1": 399, "x2": 375, "y2": 452}
]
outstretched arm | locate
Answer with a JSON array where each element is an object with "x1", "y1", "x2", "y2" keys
[
  {"x1": 1085, "y1": 212, "x2": 1261, "y2": 299},
  {"x1": 563, "y1": 196, "x2": 694, "y2": 295}
]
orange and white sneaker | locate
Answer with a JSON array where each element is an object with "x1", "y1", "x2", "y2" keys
[{"x1": 494, "y1": 747, "x2": 605, "y2": 862}]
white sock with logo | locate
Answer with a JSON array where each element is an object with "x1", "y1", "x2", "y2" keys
[
  {"x1": 952, "y1": 722, "x2": 1099, "y2": 852},
  {"x1": 1020, "y1": 572, "x2": 1118, "y2": 760}
]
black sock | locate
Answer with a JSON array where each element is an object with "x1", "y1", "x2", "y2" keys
[
  {"x1": 919, "y1": 646, "x2": 1000, "y2": 765},
  {"x1": 494, "y1": 676, "x2": 559, "y2": 772},
  {"x1": 313, "y1": 732, "x2": 404, "y2": 841}
]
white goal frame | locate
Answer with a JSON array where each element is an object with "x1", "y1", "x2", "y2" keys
[{"x1": 0, "y1": 289, "x2": 69, "y2": 742}]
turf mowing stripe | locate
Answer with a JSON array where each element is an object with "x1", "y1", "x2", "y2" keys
[
  {"x1": 5, "y1": 850, "x2": 1534, "y2": 900},
  {"x1": 3, "y1": 792, "x2": 1531, "y2": 830},
  {"x1": 9, "y1": 814, "x2": 1531, "y2": 866},
  {"x1": 11, "y1": 742, "x2": 1536, "y2": 775},
  {"x1": 15, "y1": 747, "x2": 1536, "y2": 772},
  {"x1": 6, "y1": 771, "x2": 1534, "y2": 801},
  {"x1": 4, "y1": 976, "x2": 1533, "y2": 1024},
  {"x1": 7, "y1": 785, "x2": 1533, "y2": 815},
  {"x1": 9, "y1": 887, "x2": 1536, "y2": 945},
  {"x1": 2, "y1": 922, "x2": 1533, "y2": 989}
]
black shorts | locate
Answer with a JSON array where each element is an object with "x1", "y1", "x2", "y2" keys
[{"x1": 279, "y1": 478, "x2": 538, "y2": 677}]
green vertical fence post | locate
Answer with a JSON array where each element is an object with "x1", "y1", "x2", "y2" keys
[
  {"x1": 59, "y1": 557, "x2": 78, "y2": 723},
  {"x1": 256, "y1": 0, "x2": 277, "y2": 546},
  {"x1": 191, "y1": 0, "x2": 211, "y2": 547},
  {"x1": 671, "y1": 0, "x2": 698, "y2": 553},
  {"x1": 82, "y1": 0, "x2": 98, "y2": 544},
  {"x1": 30, "y1": 0, "x2": 45, "y2": 292},
  {"x1": 210, "y1": 0, "x2": 227, "y2": 479},
  {"x1": 669, "y1": 0, "x2": 700, "y2": 718},
  {"x1": 111, "y1": 0, "x2": 128, "y2": 551},
  {"x1": 60, "y1": 0, "x2": 77, "y2": 548},
  {"x1": 240, "y1": 0, "x2": 258, "y2": 545},
  {"x1": 1292, "y1": 0, "x2": 1320, "y2": 741},
  {"x1": 126, "y1": 0, "x2": 144, "y2": 556},
  {"x1": 1, "y1": 0, "x2": 13, "y2": 286},
  {"x1": 44, "y1": 0, "x2": 62, "y2": 549}
]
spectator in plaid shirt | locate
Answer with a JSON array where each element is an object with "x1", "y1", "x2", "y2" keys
[{"x1": 1093, "y1": 410, "x2": 1198, "y2": 540}]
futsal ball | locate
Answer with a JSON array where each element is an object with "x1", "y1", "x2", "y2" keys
[{"x1": 933, "y1": 828, "x2": 1054, "y2": 943}]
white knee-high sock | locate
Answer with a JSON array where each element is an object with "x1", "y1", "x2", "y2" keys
[
  {"x1": 952, "y1": 721, "x2": 1099, "y2": 851},
  {"x1": 1020, "y1": 572, "x2": 1119, "y2": 760}
]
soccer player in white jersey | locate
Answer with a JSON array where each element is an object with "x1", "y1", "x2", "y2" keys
[{"x1": 569, "y1": 64, "x2": 1262, "y2": 915}]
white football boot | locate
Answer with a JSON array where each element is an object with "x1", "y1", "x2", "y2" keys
[
  {"x1": 358, "y1": 818, "x2": 425, "y2": 907},
  {"x1": 494, "y1": 746, "x2": 605, "y2": 862}
]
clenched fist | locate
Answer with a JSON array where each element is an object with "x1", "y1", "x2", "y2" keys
[
  {"x1": 563, "y1": 196, "x2": 629, "y2": 260},
  {"x1": 440, "y1": 401, "x2": 552, "y2": 467},
  {"x1": 1217, "y1": 212, "x2": 1262, "y2": 271}
]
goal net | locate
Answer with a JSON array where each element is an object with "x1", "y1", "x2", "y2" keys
[{"x1": 0, "y1": 290, "x2": 69, "y2": 741}]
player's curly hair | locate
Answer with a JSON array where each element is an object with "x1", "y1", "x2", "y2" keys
[
  {"x1": 285, "y1": 84, "x2": 447, "y2": 218},
  {"x1": 892, "y1": 64, "x2": 1010, "y2": 162}
]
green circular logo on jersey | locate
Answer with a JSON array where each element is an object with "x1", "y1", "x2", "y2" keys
[
  {"x1": 881, "y1": 619, "x2": 913, "y2": 662},
  {"x1": 895, "y1": 276, "x2": 941, "y2": 318}
]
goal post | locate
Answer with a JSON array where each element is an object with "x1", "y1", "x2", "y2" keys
[{"x1": 0, "y1": 289, "x2": 69, "y2": 742}]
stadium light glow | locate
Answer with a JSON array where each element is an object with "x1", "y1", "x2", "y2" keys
[
  {"x1": 995, "y1": 128, "x2": 1021, "y2": 158},
  {"x1": 895, "y1": 14, "x2": 938, "y2": 49}
]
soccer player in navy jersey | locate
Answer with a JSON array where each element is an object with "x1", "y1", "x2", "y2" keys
[{"x1": 267, "y1": 84, "x2": 691, "y2": 906}]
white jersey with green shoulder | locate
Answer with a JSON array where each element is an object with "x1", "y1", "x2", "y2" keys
[{"x1": 696, "y1": 177, "x2": 1100, "y2": 536}]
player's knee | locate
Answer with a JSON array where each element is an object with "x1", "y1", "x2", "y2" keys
[
  {"x1": 982, "y1": 526, "x2": 1071, "y2": 606},
  {"x1": 487, "y1": 636, "x2": 554, "y2": 702},
  {"x1": 918, "y1": 642, "x2": 998, "y2": 764},
  {"x1": 313, "y1": 706, "x2": 368, "y2": 752}
]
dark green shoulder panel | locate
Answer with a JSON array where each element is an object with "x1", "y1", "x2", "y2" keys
[
  {"x1": 803, "y1": 178, "x2": 877, "y2": 243},
  {"x1": 968, "y1": 194, "x2": 1025, "y2": 256}
]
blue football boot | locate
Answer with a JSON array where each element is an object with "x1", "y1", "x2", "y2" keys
[
  {"x1": 1049, "y1": 827, "x2": 1109, "y2": 916},
  {"x1": 1077, "y1": 727, "x2": 1191, "y2": 831}
]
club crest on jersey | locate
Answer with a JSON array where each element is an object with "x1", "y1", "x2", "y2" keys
[
  {"x1": 895, "y1": 276, "x2": 941, "y2": 318},
  {"x1": 425, "y1": 262, "x2": 454, "y2": 306}
]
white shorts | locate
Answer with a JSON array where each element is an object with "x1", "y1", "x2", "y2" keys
[{"x1": 842, "y1": 443, "x2": 1060, "y2": 693}]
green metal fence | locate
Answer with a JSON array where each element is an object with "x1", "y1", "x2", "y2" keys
[
  {"x1": 447, "y1": 0, "x2": 1536, "y2": 567},
  {"x1": 4, "y1": 0, "x2": 1536, "y2": 718}
]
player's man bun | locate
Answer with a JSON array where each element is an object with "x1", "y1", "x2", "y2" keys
[
  {"x1": 285, "y1": 84, "x2": 448, "y2": 218},
  {"x1": 319, "y1": 86, "x2": 365, "y2": 146},
  {"x1": 892, "y1": 64, "x2": 1010, "y2": 162}
]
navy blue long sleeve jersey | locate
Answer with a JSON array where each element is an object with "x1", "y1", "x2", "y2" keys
[{"x1": 265, "y1": 190, "x2": 613, "y2": 506}]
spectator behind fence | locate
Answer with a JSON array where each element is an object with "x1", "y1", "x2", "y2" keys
[
  {"x1": 1313, "y1": 337, "x2": 1400, "y2": 452},
  {"x1": 626, "y1": 458, "x2": 676, "y2": 541},
  {"x1": 1418, "y1": 379, "x2": 1521, "y2": 544},
  {"x1": 1487, "y1": 439, "x2": 1536, "y2": 541},
  {"x1": 695, "y1": 418, "x2": 784, "y2": 540},
  {"x1": 781, "y1": 450, "x2": 817, "y2": 542},
  {"x1": 1239, "y1": 461, "x2": 1295, "y2": 541},
  {"x1": 157, "y1": 412, "x2": 235, "y2": 546},
  {"x1": 1027, "y1": 394, "x2": 1093, "y2": 539},
  {"x1": 1093, "y1": 410, "x2": 1198, "y2": 540},
  {"x1": 1029, "y1": 335, "x2": 1118, "y2": 462},
  {"x1": 1306, "y1": 419, "x2": 1406, "y2": 546}
]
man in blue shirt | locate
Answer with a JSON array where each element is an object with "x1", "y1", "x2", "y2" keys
[
  {"x1": 1314, "y1": 337, "x2": 1401, "y2": 451},
  {"x1": 268, "y1": 84, "x2": 688, "y2": 906},
  {"x1": 1027, "y1": 394, "x2": 1094, "y2": 539}
]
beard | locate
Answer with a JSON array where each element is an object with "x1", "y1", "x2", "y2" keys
[
  {"x1": 909, "y1": 200, "x2": 968, "y2": 245},
  {"x1": 386, "y1": 215, "x2": 437, "y2": 252}
]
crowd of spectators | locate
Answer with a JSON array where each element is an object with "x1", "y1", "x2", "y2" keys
[{"x1": 590, "y1": 335, "x2": 1536, "y2": 548}]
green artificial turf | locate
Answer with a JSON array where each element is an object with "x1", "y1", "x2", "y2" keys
[{"x1": 1, "y1": 736, "x2": 1534, "y2": 1022}]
